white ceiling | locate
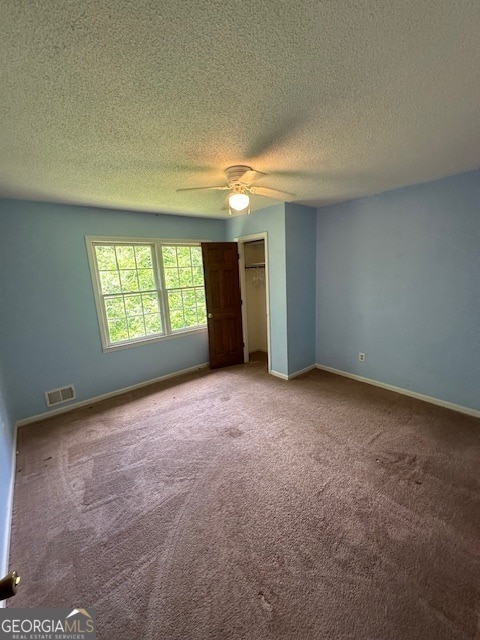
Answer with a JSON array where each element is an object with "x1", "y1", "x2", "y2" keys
[{"x1": 1, "y1": 0, "x2": 480, "y2": 218}]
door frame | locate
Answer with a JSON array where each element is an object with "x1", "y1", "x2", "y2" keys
[{"x1": 236, "y1": 232, "x2": 271, "y2": 374}]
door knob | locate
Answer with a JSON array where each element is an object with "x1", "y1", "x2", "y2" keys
[
  {"x1": 207, "y1": 313, "x2": 213, "y2": 319},
  {"x1": 0, "y1": 571, "x2": 20, "y2": 601}
]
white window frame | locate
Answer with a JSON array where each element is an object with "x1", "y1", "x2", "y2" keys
[{"x1": 86, "y1": 236, "x2": 208, "y2": 352}]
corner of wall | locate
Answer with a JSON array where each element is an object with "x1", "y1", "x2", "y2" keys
[
  {"x1": 284, "y1": 203, "x2": 317, "y2": 375},
  {"x1": 0, "y1": 364, "x2": 16, "y2": 582}
]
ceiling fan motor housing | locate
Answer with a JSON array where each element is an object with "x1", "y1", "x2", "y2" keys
[{"x1": 225, "y1": 165, "x2": 252, "y2": 186}]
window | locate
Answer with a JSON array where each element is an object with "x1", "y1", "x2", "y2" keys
[
  {"x1": 87, "y1": 238, "x2": 207, "y2": 350},
  {"x1": 162, "y1": 245, "x2": 207, "y2": 331}
]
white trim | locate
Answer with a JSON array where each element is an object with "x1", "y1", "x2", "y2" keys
[
  {"x1": 316, "y1": 365, "x2": 480, "y2": 419},
  {"x1": 236, "y1": 242, "x2": 249, "y2": 362},
  {"x1": 288, "y1": 364, "x2": 317, "y2": 379},
  {"x1": 85, "y1": 236, "x2": 212, "y2": 245},
  {"x1": 235, "y1": 233, "x2": 272, "y2": 375},
  {"x1": 99, "y1": 327, "x2": 207, "y2": 353},
  {"x1": 270, "y1": 370, "x2": 289, "y2": 381},
  {"x1": 15, "y1": 364, "x2": 209, "y2": 428},
  {"x1": 270, "y1": 365, "x2": 316, "y2": 381},
  {"x1": 1, "y1": 422, "x2": 18, "y2": 607}
]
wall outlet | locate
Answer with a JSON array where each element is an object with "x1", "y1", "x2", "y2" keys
[{"x1": 359, "y1": 352, "x2": 366, "y2": 362}]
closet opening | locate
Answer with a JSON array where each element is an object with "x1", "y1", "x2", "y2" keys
[{"x1": 237, "y1": 234, "x2": 270, "y2": 371}]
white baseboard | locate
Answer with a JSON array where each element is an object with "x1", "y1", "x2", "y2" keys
[
  {"x1": 288, "y1": 364, "x2": 317, "y2": 380},
  {"x1": 270, "y1": 364, "x2": 316, "y2": 381},
  {"x1": 15, "y1": 364, "x2": 209, "y2": 428},
  {"x1": 316, "y1": 364, "x2": 480, "y2": 419},
  {"x1": 1, "y1": 422, "x2": 18, "y2": 608},
  {"x1": 270, "y1": 370, "x2": 289, "y2": 380}
]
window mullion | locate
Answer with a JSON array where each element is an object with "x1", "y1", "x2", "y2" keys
[
  {"x1": 155, "y1": 244, "x2": 171, "y2": 335},
  {"x1": 100, "y1": 293, "x2": 114, "y2": 347},
  {"x1": 133, "y1": 245, "x2": 147, "y2": 336}
]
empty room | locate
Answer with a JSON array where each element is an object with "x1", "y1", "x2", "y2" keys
[{"x1": 1, "y1": 1, "x2": 479, "y2": 639}]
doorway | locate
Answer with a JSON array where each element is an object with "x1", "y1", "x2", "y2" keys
[{"x1": 237, "y1": 233, "x2": 270, "y2": 371}]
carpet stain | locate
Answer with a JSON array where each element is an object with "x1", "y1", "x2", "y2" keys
[
  {"x1": 315, "y1": 478, "x2": 333, "y2": 495},
  {"x1": 259, "y1": 591, "x2": 273, "y2": 614},
  {"x1": 224, "y1": 426, "x2": 244, "y2": 438}
]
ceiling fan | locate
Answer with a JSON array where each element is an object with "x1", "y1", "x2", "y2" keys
[{"x1": 176, "y1": 165, "x2": 295, "y2": 215}]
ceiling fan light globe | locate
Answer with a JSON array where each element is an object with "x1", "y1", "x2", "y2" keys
[{"x1": 229, "y1": 192, "x2": 250, "y2": 211}]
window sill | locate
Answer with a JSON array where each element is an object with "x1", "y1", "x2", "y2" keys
[{"x1": 101, "y1": 326, "x2": 208, "y2": 353}]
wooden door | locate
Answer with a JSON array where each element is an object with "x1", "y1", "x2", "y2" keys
[{"x1": 201, "y1": 242, "x2": 244, "y2": 369}]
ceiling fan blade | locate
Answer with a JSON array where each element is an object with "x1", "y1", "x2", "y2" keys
[
  {"x1": 238, "y1": 169, "x2": 266, "y2": 185},
  {"x1": 247, "y1": 113, "x2": 308, "y2": 159},
  {"x1": 249, "y1": 186, "x2": 295, "y2": 200},
  {"x1": 176, "y1": 185, "x2": 229, "y2": 192}
]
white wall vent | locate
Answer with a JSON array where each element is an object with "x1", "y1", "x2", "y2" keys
[{"x1": 44, "y1": 384, "x2": 76, "y2": 407}]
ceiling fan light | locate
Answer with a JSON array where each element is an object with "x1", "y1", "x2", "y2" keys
[{"x1": 228, "y1": 192, "x2": 250, "y2": 211}]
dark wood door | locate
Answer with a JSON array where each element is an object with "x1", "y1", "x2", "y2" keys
[{"x1": 201, "y1": 242, "x2": 244, "y2": 369}]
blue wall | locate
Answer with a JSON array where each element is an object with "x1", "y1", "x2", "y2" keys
[
  {"x1": 226, "y1": 204, "x2": 289, "y2": 376},
  {"x1": 2, "y1": 167, "x2": 478, "y2": 426},
  {"x1": 0, "y1": 359, "x2": 14, "y2": 577},
  {"x1": 0, "y1": 199, "x2": 225, "y2": 421},
  {"x1": 285, "y1": 204, "x2": 316, "y2": 375},
  {"x1": 316, "y1": 170, "x2": 480, "y2": 411}
]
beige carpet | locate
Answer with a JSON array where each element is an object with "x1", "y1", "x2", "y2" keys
[{"x1": 8, "y1": 358, "x2": 480, "y2": 639}]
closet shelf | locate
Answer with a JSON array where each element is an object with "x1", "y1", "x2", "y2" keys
[{"x1": 245, "y1": 262, "x2": 265, "y2": 269}]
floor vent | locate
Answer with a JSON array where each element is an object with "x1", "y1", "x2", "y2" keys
[{"x1": 45, "y1": 385, "x2": 76, "y2": 407}]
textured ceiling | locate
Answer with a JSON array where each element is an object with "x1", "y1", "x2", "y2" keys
[{"x1": 1, "y1": 1, "x2": 480, "y2": 218}]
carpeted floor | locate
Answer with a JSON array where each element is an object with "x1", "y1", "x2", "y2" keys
[{"x1": 8, "y1": 358, "x2": 480, "y2": 639}]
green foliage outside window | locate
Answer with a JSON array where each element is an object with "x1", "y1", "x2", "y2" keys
[{"x1": 162, "y1": 245, "x2": 207, "y2": 331}]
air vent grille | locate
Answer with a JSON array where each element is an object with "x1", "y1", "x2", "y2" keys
[{"x1": 45, "y1": 385, "x2": 76, "y2": 407}]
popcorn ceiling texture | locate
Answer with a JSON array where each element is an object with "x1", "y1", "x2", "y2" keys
[{"x1": 1, "y1": 0, "x2": 480, "y2": 217}]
